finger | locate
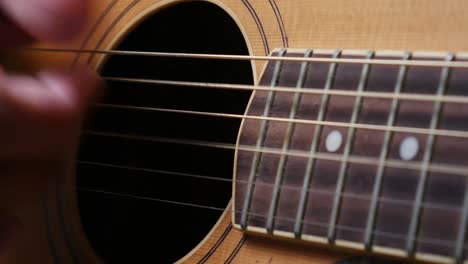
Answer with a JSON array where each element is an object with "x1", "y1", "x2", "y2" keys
[
  {"x1": 0, "y1": 68, "x2": 103, "y2": 158},
  {"x1": 0, "y1": 0, "x2": 90, "y2": 42},
  {"x1": 0, "y1": 67, "x2": 102, "y2": 120}
]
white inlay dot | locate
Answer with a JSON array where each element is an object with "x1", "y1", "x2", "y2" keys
[
  {"x1": 399, "y1": 136, "x2": 419, "y2": 161},
  {"x1": 326, "y1": 130, "x2": 343, "y2": 153}
]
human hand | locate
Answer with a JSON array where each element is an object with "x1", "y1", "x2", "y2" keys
[{"x1": 0, "y1": 0, "x2": 102, "y2": 253}]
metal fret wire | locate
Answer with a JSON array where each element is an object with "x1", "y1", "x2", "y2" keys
[
  {"x1": 364, "y1": 52, "x2": 411, "y2": 249},
  {"x1": 22, "y1": 47, "x2": 468, "y2": 68},
  {"x1": 104, "y1": 77, "x2": 468, "y2": 105},
  {"x1": 240, "y1": 49, "x2": 287, "y2": 229},
  {"x1": 266, "y1": 50, "x2": 313, "y2": 233},
  {"x1": 76, "y1": 160, "x2": 462, "y2": 213},
  {"x1": 406, "y1": 54, "x2": 454, "y2": 256},
  {"x1": 94, "y1": 103, "x2": 468, "y2": 139},
  {"x1": 328, "y1": 51, "x2": 374, "y2": 242},
  {"x1": 294, "y1": 50, "x2": 341, "y2": 238},
  {"x1": 78, "y1": 187, "x2": 466, "y2": 250},
  {"x1": 456, "y1": 181, "x2": 468, "y2": 263},
  {"x1": 84, "y1": 130, "x2": 468, "y2": 178}
]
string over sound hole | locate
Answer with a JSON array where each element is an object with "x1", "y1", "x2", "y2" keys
[{"x1": 76, "y1": 2, "x2": 253, "y2": 263}]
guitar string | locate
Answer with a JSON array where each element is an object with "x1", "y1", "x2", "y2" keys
[
  {"x1": 76, "y1": 160, "x2": 462, "y2": 213},
  {"x1": 58, "y1": 49, "x2": 466, "y2": 252},
  {"x1": 26, "y1": 49, "x2": 468, "y2": 148},
  {"x1": 93, "y1": 103, "x2": 468, "y2": 139},
  {"x1": 82, "y1": 103, "x2": 465, "y2": 252},
  {"x1": 23, "y1": 49, "x2": 468, "y2": 139},
  {"x1": 33, "y1": 48, "x2": 466, "y2": 249},
  {"x1": 104, "y1": 77, "x2": 468, "y2": 105},
  {"x1": 78, "y1": 187, "x2": 464, "y2": 250},
  {"x1": 23, "y1": 48, "x2": 468, "y2": 252},
  {"x1": 20, "y1": 47, "x2": 468, "y2": 68},
  {"x1": 84, "y1": 130, "x2": 468, "y2": 178}
]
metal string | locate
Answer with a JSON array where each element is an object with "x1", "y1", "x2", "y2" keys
[
  {"x1": 94, "y1": 103, "x2": 468, "y2": 139},
  {"x1": 83, "y1": 130, "x2": 468, "y2": 178},
  {"x1": 21, "y1": 46, "x2": 468, "y2": 257},
  {"x1": 78, "y1": 187, "x2": 463, "y2": 250},
  {"x1": 104, "y1": 77, "x2": 468, "y2": 105},
  {"x1": 76, "y1": 160, "x2": 462, "y2": 213},
  {"x1": 43, "y1": 46, "x2": 468, "y2": 253},
  {"x1": 21, "y1": 47, "x2": 468, "y2": 68}
]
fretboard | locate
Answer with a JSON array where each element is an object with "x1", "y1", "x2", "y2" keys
[{"x1": 234, "y1": 49, "x2": 468, "y2": 264}]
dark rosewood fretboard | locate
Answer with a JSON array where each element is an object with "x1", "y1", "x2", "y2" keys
[{"x1": 234, "y1": 49, "x2": 468, "y2": 264}]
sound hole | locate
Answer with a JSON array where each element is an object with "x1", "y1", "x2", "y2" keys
[{"x1": 76, "y1": 2, "x2": 253, "y2": 263}]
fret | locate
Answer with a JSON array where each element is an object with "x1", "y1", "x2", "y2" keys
[
  {"x1": 364, "y1": 52, "x2": 412, "y2": 249},
  {"x1": 453, "y1": 59, "x2": 468, "y2": 262},
  {"x1": 240, "y1": 49, "x2": 287, "y2": 229},
  {"x1": 293, "y1": 50, "x2": 342, "y2": 238},
  {"x1": 328, "y1": 51, "x2": 375, "y2": 242},
  {"x1": 266, "y1": 50, "x2": 313, "y2": 234},
  {"x1": 406, "y1": 53, "x2": 455, "y2": 256},
  {"x1": 455, "y1": 182, "x2": 468, "y2": 263}
]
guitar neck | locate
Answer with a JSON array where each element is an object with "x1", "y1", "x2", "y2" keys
[{"x1": 234, "y1": 49, "x2": 468, "y2": 264}]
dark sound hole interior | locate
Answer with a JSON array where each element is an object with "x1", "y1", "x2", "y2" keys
[{"x1": 76, "y1": 2, "x2": 253, "y2": 263}]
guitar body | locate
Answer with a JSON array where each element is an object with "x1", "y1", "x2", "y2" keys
[{"x1": 2, "y1": 0, "x2": 468, "y2": 263}]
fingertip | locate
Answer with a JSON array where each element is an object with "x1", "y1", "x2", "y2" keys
[{"x1": 0, "y1": 0, "x2": 90, "y2": 42}]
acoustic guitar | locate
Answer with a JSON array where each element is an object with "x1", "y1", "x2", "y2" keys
[{"x1": 2, "y1": 0, "x2": 468, "y2": 263}]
